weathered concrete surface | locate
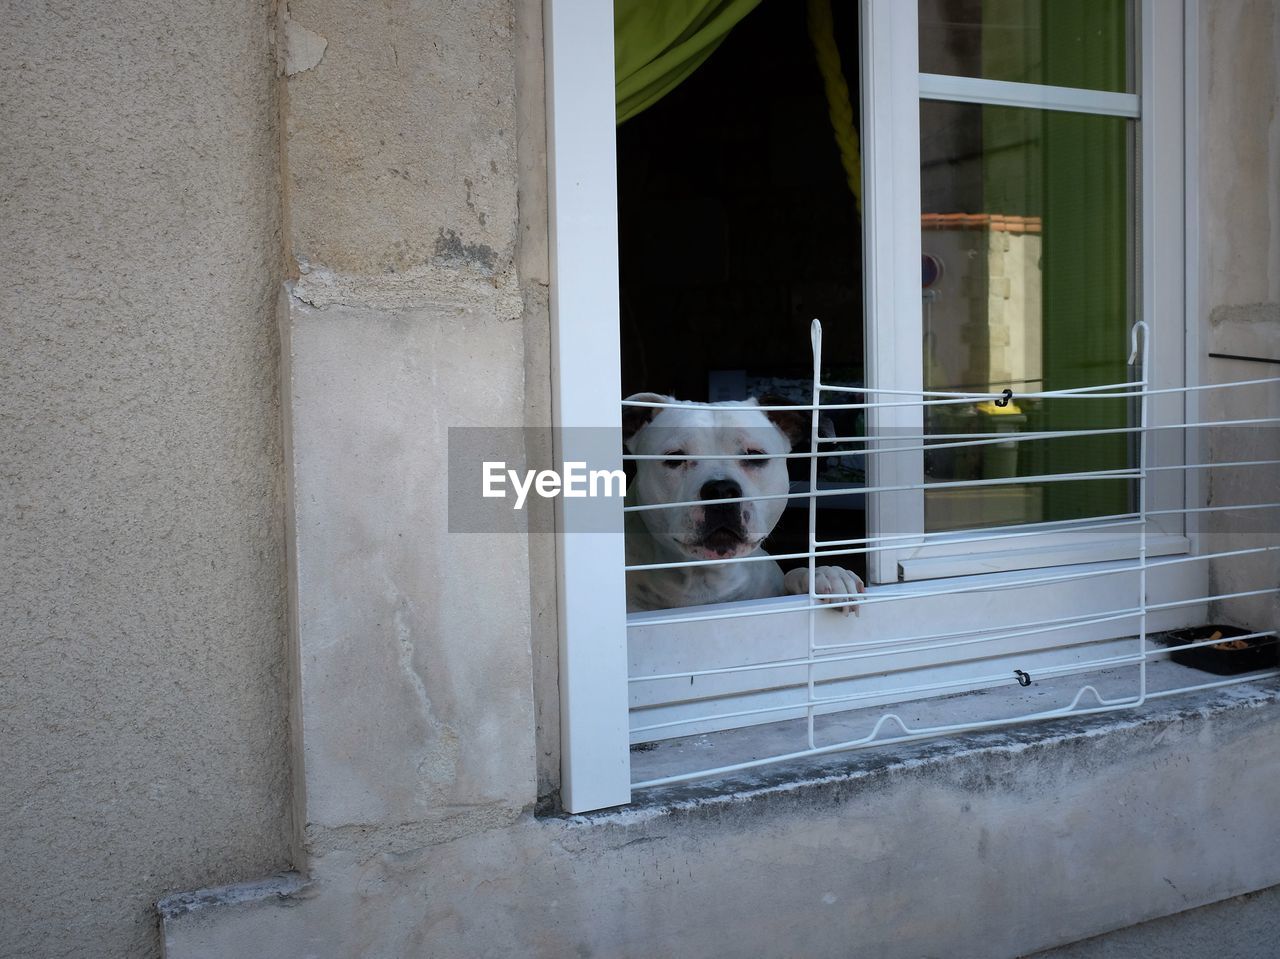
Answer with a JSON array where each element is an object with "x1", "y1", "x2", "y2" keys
[
  {"x1": 0, "y1": 2, "x2": 292, "y2": 958},
  {"x1": 510, "y1": 0, "x2": 563, "y2": 806},
  {"x1": 285, "y1": 300, "x2": 536, "y2": 851},
  {"x1": 1202, "y1": 0, "x2": 1280, "y2": 308},
  {"x1": 164, "y1": 686, "x2": 1280, "y2": 959},
  {"x1": 1204, "y1": 307, "x2": 1280, "y2": 633},
  {"x1": 281, "y1": 0, "x2": 520, "y2": 283},
  {"x1": 1203, "y1": 0, "x2": 1280, "y2": 640},
  {"x1": 1032, "y1": 884, "x2": 1280, "y2": 958},
  {"x1": 1200, "y1": 0, "x2": 1280, "y2": 639},
  {"x1": 275, "y1": 0, "x2": 538, "y2": 851}
]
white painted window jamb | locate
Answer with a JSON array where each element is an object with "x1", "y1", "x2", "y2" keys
[
  {"x1": 544, "y1": 0, "x2": 631, "y2": 813},
  {"x1": 1181, "y1": 0, "x2": 1204, "y2": 557},
  {"x1": 1140, "y1": 0, "x2": 1193, "y2": 549},
  {"x1": 860, "y1": 0, "x2": 926, "y2": 585}
]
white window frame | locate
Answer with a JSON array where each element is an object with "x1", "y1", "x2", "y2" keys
[
  {"x1": 865, "y1": 0, "x2": 1192, "y2": 586},
  {"x1": 544, "y1": 0, "x2": 631, "y2": 812},
  {"x1": 544, "y1": 0, "x2": 1201, "y2": 813}
]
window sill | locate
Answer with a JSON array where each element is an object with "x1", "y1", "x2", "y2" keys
[{"x1": 619, "y1": 665, "x2": 1280, "y2": 805}]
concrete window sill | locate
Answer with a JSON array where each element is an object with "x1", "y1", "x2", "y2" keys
[
  {"x1": 160, "y1": 679, "x2": 1280, "y2": 959},
  {"x1": 581, "y1": 674, "x2": 1280, "y2": 823}
]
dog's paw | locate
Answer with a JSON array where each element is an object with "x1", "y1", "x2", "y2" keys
[{"x1": 783, "y1": 566, "x2": 864, "y2": 616}]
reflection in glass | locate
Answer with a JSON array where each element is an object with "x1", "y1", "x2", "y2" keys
[
  {"x1": 918, "y1": 0, "x2": 1132, "y2": 94},
  {"x1": 920, "y1": 100, "x2": 1134, "y2": 531}
]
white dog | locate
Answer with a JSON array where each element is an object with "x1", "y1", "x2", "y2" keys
[{"x1": 623, "y1": 393, "x2": 864, "y2": 613}]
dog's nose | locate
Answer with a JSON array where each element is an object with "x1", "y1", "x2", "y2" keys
[{"x1": 700, "y1": 479, "x2": 743, "y2": 502}]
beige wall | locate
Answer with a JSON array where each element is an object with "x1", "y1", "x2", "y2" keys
[
  {"x1": 1200, "y1": 0, "x2": 1280, "y2": 632},
  {"x1": 1202, "y1": 0, "x2": 1280, "y2": 310},
  {"x1": 0, "y1": 2, "x2": 292, "y2": 957}
]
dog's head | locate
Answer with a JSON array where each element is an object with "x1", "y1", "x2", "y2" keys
[{"x1": 623, "y1": 393, "x2": 805, "y2": 561}]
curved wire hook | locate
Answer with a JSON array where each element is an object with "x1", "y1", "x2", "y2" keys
[
  {"x1": 1128, "y1": 320, "x2": 1149, "y2": 367},
  {"x1": 864, "y1": 713, "x2": 914, "y2": 740}
]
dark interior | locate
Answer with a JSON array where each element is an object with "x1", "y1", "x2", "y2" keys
[{"x1": 616, "y1": 0, "x2": 867, "y2": 578}]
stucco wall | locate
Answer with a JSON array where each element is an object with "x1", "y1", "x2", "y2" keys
[
  {"x1": 1200, "y1": 0, "x2": 1280, "y2": 632},
  {"x1": 1202, "y1": 0, "x2": 1280, "y2": 309},
  {"x1": 0, "y1": 3, "x2": 292, "y2": 957}
]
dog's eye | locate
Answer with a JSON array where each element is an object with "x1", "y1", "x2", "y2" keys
[
  {"x1": 663, "y1": 451, "x2": 688, "y2": 468},
  {"x1": 741, "y1": 449, "x2": 768, "y2": 467}
]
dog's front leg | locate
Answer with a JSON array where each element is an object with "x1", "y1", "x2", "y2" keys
[{"x1": 784, "y1": 566, "x2": 864, "y2": 616}]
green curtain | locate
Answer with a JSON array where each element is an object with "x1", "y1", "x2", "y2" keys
[{"x1": 615, "y1": 0, "x2": 763, "y2": 124}]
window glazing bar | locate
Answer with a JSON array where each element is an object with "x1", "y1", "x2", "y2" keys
[{"x1": 918, "y1": 72, "x2": 1141, "y2": 118}]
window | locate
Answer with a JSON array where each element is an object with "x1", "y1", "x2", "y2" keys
[
  {"x1": 545, "y1": 0, "x2": 1275, "y2": 814},
  {"x1": 869, "y1": 0, "x2": 1191, "y2": 587}
]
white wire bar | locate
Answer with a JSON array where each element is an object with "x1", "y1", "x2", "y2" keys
[
  {"x1": 629, "y1": 547, "x2": 1280, "y2": 628},
  {"x1": 623, "y1": 467, "x2": 1141, "y2": 515},
  {"x1": 619, "y1": 373, "x2": 1280, "y2": 410},
  {"x1": 626, "y1": 514, "x2": 1146, "y2": 573},
  {"x1": 621, "y1": 417, "x2": 1280, "y2": 467},
  {"x1": 625, "y1": 319, "x2": 1280, "y2": 789}
]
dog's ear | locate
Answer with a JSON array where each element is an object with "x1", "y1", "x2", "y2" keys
[
  {"x1": 622, "y1": 392, "x2": 669, "y2": 449},
  {"x1": 755, "y1": 393, "x2": 807, "y2": 448}
]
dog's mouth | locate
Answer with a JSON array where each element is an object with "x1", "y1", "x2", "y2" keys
[{"x1": 685, "y1": 524, "x2": 755, "y2": 560}]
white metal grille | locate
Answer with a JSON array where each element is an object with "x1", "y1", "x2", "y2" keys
[{"x1": 622, "y1": 319, "x2": 1280, "y2": 791}]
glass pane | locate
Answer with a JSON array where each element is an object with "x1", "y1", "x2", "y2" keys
[
  {"x1": 919, "y1": 0, "x2": 1132, "y2": 94},
  {"x1": 920, "y1": 100, "x2": 1134, "y2": 532}
]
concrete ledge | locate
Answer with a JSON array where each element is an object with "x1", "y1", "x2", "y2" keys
[
  {"x1": 157, "y1": 872, "x2": 309, "y2": 921},
  {"x1": 159, "y1": 873, "x2": 311, "y2": 958},
  {"x1": 162, "y1": 681, "x2": 1280, "y2": 959},
  {"x1": 595, "y1": 680, "x2": 1280, "y2": 824},
  {"x1": 1209, "y1": 303, "x2": 1280, "y2": 364}
]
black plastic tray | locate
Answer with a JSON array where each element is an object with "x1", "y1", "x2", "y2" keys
[{"x1": 1159, "y1": 624, "x2": 1278, "y2": 676}]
